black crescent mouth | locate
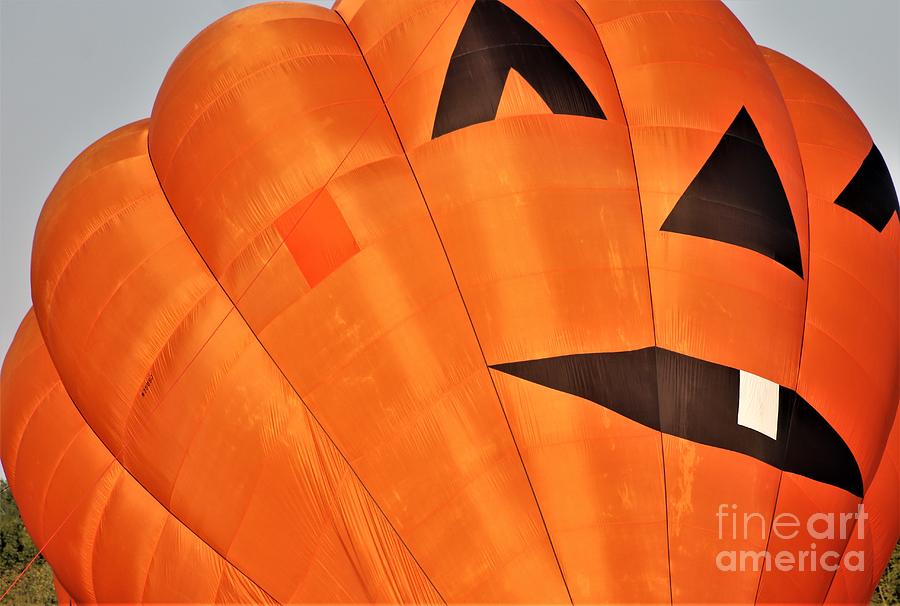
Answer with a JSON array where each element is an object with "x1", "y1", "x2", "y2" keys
[{"x1": 491, "y1": 347, "x2": 863, "y2": 498}]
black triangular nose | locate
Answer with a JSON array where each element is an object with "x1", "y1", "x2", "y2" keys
[
  {"x1": 660, "y1": 107, "x2": 804, "y2": 277},
  {"x1": 431, "y1": 0, "x2": 604, "y2": 139},
  {"x1": 834, "y1": 144, "x2": 899, "y2": 232}
]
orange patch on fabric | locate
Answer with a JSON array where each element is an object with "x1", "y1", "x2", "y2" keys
[
  {"x1": 495, "y1": 68, "x2": 553, "y2": 120},
  {"x1": 275, "y1": 189, "x2": 359, "y2": 287}
]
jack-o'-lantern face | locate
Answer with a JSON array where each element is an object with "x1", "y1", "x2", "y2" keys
[
  {"x1": 3, "y1": 1, "x2": 897, "y2": 605},
  {"x1": 426, "y1": 0, "x2": 897, "y2": 505}
]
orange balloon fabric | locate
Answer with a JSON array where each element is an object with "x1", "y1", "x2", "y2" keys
[{"x1": 1, "y1": 1, "x2": 897, "y2": 604}]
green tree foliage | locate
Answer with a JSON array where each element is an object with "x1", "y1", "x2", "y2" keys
[
  {"x1": 873, "y1": 542, "x2": 900, "y2": 605},
  {"x1": 0, "y1": 479, "x2": 56, "y2": 605}
]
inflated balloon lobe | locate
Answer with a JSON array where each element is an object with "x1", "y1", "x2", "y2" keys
[{"x1": 1, "y1": 1, "x2": 897, "y2": 604}]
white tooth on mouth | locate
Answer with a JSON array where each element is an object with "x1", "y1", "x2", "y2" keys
[{"x1": 738, "y1": 370, "x2": 780, "y2": 440}]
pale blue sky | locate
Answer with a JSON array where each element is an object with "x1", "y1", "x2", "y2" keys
[{"x1": 1, "y1": 0, "x2": 897, "y2": 363}]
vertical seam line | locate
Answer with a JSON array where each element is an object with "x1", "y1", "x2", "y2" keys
[
  {"x1": 144, "y1": 11, "x2": 458, "y2": 603},
  {"x1": 751, "y1": 45, "x2": 815, "y2": 606},
  {"x1": 144, "y1": 140, "x2": 444, "y2": 603},
  {"x1": 336, "y1": 8, "x2": 575, "y2": 604},
  {"x1": 570, "y1": 2, "x2": 671, "y2": 603}
]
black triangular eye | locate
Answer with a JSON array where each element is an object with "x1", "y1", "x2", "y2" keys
[
  {"x1": 834, "y1": 144, "x2": 899, "y2": 231},
  {"x1": 431, "y1": 0, "x2": 605, "y2": 139},
  {"x1": 660, "y1": 107, "x2": 804, "y2": 278}
]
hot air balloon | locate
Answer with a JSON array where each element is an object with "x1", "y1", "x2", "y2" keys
[{"x1": 1, "y1": 0, "x2": 898, "y2": 603}]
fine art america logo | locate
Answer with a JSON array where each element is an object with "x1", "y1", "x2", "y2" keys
[{"x1": 715, "y1": 504, "x2": 867, "y2": 572}]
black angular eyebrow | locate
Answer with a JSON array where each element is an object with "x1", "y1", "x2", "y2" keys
[
  {"x1": 491, "y1": 347, "x2": 863, "y2": 498},
  {"x1": 660, "y1": 107, "x2": 804, "y2": 277},
  {"x1": 432, "y1": 0, "x2": 605, "y2": 139},
  {"x1": 834, "y1": 144, "x2": 899, "y2": 232}
]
